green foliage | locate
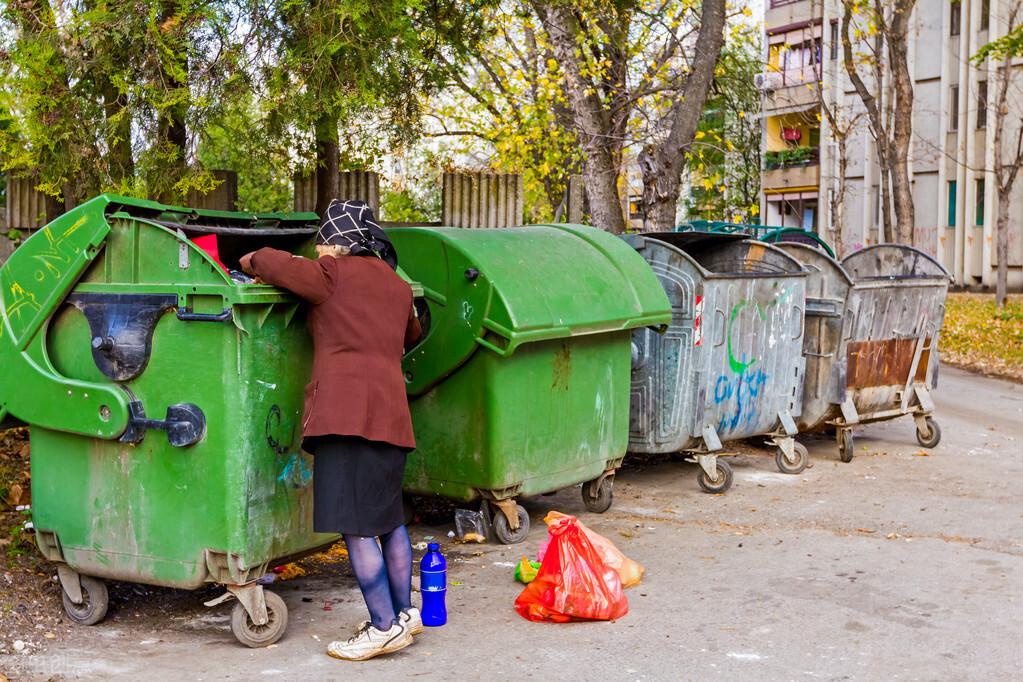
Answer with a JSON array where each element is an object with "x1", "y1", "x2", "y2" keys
[
  {"x1": 196, "y1": 96, "x2": 293, "y2": 212},
  {"x1": 763, "y1": 146, "x2": 818, "y2": 169},
  {"x1": 685, "y1": 21, "x2": 763, "y2": 224},
  {"x1": 973, "y1": 26, "x2": 1023, "y2": 63},
  {"x1": 257, "y1": 0, "x2": 493, "y2": 169},
  {"x1": 381, "y1": 189, "x2": 431, "y2": 223}
]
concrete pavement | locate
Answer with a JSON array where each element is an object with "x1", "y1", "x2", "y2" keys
[{"x1": 2, "y1": 366, "x2": 1021, "y2": 681}]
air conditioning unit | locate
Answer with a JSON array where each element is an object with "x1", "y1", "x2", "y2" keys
[{"x1": 754, "y1": 72, "x2": 780, "y2": 93}]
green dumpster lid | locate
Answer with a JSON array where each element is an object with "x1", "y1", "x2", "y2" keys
[{"x1": 388, "y1": 224, "x2": 671, "y2": 396}]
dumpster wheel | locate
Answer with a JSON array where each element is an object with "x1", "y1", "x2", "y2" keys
[
  {"x1": 491, "y1": 503, "x2": 530, "y2": 545},
  {"x1": 915, "y1": 416, "x2": 941, "y2": 448},
  {"x1": 775, "y1": 442, "x2": 809, "y2": 475},
  {"x1": 837, "y1": 429, "x2": 855, "y2": 463},
  {"x1": 582, "y1": 476, "x2": 614, "y2": 514},
  {"x1": 697, "y1": 460, "x2": 733, "y2": 494},
  {"x1": 231, "y1": 591, "x2": 288, "y2": 648},
  {"x1": 61, "y1": 575, "x2": 109, "y2": 626}
]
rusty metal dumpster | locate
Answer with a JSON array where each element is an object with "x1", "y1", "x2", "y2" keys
[
  {"x1": 0, "y1": 194, "x2": 425, "y2": 647},
  {"x1": 627, "y1": 233, "x2": 809, "y2": 493},
  {"x1": 777, "y1": 242, "x2": 950, "y2": 461}
]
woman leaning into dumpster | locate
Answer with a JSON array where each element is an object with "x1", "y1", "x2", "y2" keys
[{"x1": 239, "y1": 199, "x2": 422, "y2": 662}]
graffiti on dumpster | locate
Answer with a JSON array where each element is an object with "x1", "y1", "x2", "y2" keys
[
  {"x1": 31, "y1": 215, "x2": 88, "y2": 282},
  {"x1": 265, "y1": 403, "x2": 311, "y2": 488},
  {"x1": 712, "y1": 286, "x2": 793, "y2": 434},
  {"x1": 714, "y1": 367, "x2": 768, "y2": 433}
]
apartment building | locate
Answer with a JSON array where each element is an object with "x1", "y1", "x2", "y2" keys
[{"x1": 760, "y1": 0, "x2": 1023, "y2": 290}]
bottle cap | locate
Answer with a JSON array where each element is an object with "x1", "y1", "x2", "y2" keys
[{"x1": 427, "y1": 542, "x2": 440, "y2": 551}]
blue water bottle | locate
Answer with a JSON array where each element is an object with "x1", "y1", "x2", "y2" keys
[{"x1": 420, "y1": 543, "x2": 447, "y2": 626}]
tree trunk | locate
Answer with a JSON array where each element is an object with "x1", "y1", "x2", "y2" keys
[
  {"x1": 832, "y1": 137, "x2": 849, "y2": 257},
  {"x1": 638, "y1": 0, "x2": 727, "y2": 231},
  {"x1": 995, "y1": 190, "x2": 1010, "y2": 306},
  {"x1": 533, "y1": 3, "x2": 626, "y2": 233},
  {"x1": 887, "y1": 0, "x2": 917, "y2": 244},
  {"x1": 878, "y1": 146, "x2": 895, "y2": 243},
  {"x1": 156, "y1": 1, "x2": 188, "y2": 202},
  {"x1": 314, "y1": 113, "x2": 340, "y2": 216}
]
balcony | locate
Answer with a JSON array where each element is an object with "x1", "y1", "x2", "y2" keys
[
  {"x1": 766, "y1": 0, "x2": 816, "y2": 31},
  {"x1": 763, "y1": 147, "x2": 820, "y2": 190}
]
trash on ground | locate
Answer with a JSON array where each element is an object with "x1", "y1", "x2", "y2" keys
[
  {"x1": 454, "y1": 508, "x2": 486, "y2": 540},
  {"x1": 272, "y1": 563, "x2": 307, "y2": 581},
  {"x1": 515, "y1": 512, "x2": 629, "y2": 622},
  {"x1": 514, "y1": 557, "x2": 541, "y2": 584},
  {"x1": 545, "y1": 511, "x2": 644, "y2": 588}
]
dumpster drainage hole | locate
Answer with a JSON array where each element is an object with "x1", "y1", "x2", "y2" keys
[{"x1": 99, "y1": 405, "x2": 111, "y2": 421}]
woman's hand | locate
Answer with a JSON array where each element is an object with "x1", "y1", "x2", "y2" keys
[{"x1": 239, "y1": 252, "x2": 256, "y2": 275}]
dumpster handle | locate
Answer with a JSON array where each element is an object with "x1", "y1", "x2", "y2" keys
[
  {"x1": 176, "y1": 307, "x2": 234, "y2": 323},
  {"x1": 793, "y1": 305, "x2": 804, "y2": 339}
]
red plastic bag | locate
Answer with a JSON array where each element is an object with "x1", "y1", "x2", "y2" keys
[
  {"x1": 544, "y1": 511, "x2": 644, "y2": 587},
  {"x1": 514, "y1": 514, "x2": 628, "y2": 622}
]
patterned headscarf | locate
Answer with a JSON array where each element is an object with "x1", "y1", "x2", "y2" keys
[{"x1": 317, "y1": 199, "x2": 397, "y2": 270}]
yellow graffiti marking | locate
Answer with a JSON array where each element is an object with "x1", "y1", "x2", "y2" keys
[
  {"x1": 7, "y1": 281, "x2": 40, "y2": 320},
  {"x1": 62, "y1": 215, "x2": 87, "y2": 237}
]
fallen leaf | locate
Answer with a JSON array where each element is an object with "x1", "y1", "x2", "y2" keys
[
  {"x1": 856, "y1": 528, "x2": 876, "y2": 533},
  {"x1": 5, "y1": 483, "x2": 23, "y2": 506},
  {"x1": 913, "y1": 450, "x2": 930, "y2": 457}
]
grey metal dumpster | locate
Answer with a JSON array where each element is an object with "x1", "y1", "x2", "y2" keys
[
  {"x1": 627, "y1": 233, "x2": 809, "y2": 493},
  {"x1": 777, "y1": 242, "x2": 950, "y2": 461}
]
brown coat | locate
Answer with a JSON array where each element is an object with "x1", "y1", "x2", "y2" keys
[{"x1": 248, "y1": 248, "x2": 421, "y2": 450}]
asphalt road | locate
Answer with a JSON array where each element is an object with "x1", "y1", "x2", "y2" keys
[{"x1": 2, "y1": 366, "x2": 1021, "y2": 681}]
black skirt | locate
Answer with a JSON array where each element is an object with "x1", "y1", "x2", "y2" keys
[{"x1": 309, "y1": 435, "x2": 407, "y2": 537}]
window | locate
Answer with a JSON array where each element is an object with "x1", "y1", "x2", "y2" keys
[
  {"x1": 947, "y1": 181, "x2": 957, "y2": 227},
  {"x1": 976, "y1": 179, "x2": 985, "y2": 226},
  {"x1": 978, "y1": 81, "x2": 988, "y2": 129},
  {"x1": 830, "y1": 21, "x2": 839, "y2": 60},
  {"x1": 950, "y1": 86, "x2": 959, "y2": 131},
  {"x1": 981, "y1": 0, "x2": 990, "y2": 31},
  {"x1": 950, "y1": 1, "x2": 961, "y2": 36}
]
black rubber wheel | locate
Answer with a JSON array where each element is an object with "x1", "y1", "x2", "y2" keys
[
  {"x1": 231, "y1": 590, "x2": 288, "y2": 648},
  {"x1": 916, "y1": 417, "x2": 941, "y2": 448},
  {"x1": 581, "y1": 477, "x2": 614, "y2": 513},
  {"x1": 61, "y1": 575, "x2": 109, "y2": 626},
  {"x1": 696, "y1": 460, "x2": 733, "y2": 494},
  {"x1": 776, "y1": 441, "x2": 809, "y2": 475},
  {"x1": 492, "y1": 504, "x2": 530, "y2": 545},
  {"x1": 838, "y1": 429, "x2": 854, "y2": 463}
]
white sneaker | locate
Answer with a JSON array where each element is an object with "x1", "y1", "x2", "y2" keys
[
  {"x1": 358, "y1": 608, "x2": 425, "y2": 636},
  {"x1": 402, "y1": 607, "x2": 425, "y2": 635},
  {"x1": 326, "y1": 621, "x2": 412, "y2": 661}
]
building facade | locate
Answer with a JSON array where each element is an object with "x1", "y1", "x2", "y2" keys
[{"x1": 760, "y1": 0, "x2": 1023, "y2": 290}]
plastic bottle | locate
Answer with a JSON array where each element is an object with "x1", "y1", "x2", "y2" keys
[{"x1": 419, "y1": 542, "x2": 447, "y2": 626}]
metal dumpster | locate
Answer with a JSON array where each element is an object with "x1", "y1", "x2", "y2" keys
[
  {"x1": 776, "y1": 243, "x2": 949, "y2": 461},
  {"x1": 0, "y1": 194, "x2": 422, "y2": 647},
  {"x1": 388, "y1": 225, "x2": 671, "y2": 544},
  {"x1": 627, "y1": 233, "x2": 809, "y2": 493}
]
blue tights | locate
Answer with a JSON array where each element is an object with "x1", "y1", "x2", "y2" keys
[{"x1": 343, "y1": 525, "x2": 413, "y2": 630}]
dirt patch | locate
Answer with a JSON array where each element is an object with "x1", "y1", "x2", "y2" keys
[{"x1": 0, "y1": 428, "x2": 73, "y2": 659}]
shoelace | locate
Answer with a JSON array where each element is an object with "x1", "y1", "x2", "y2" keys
[{"x1": 346, "y1": 622, "x2": 374, "y2": 644}]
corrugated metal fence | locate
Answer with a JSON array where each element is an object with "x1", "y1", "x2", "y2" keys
[
  {"x1": 441, "y1": 172, "x2": 523, "y2": 228},
  {"x1": 293, "y1": 171, "x2": 381, "y2": 214}
]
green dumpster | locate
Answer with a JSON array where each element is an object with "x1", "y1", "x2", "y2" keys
[
  {"x1": 0, "y1": 194, "x2": 420, "y2": 647},
  {"x1": 388, "y1": 225, "x2": 671, "y2": 544}
]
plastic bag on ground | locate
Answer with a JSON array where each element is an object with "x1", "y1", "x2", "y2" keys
[
  {"x1": 514, "y1": 514, "x2": 628, "y2": 622},
  {"x1": 514, "y1": 556, "x2": 541, "y2": 584},
  {"x1": 544, "y1": 511, "x2": 644, "y2": 588}
]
